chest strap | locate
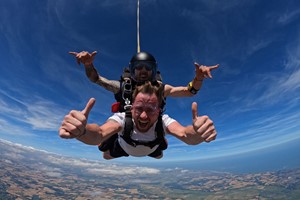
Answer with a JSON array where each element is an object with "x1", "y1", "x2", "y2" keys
[{"x1": 121, "y1": 113, "x2": 166, "y2": 149}]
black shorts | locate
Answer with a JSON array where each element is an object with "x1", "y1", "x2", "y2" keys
[{"x1": 98, "y1": 134, "x2": 129, "y2": 158}]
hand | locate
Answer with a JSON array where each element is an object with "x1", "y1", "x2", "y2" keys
[
  {"x1": 69, "y1": 51, "x2": 97, "y2": 66},
  {"x1": 194, "y1": 62, "x2": 219, "y2": 80},
  {"x1": 59, "y1": 98, "x2": 96, "y2": 139},
  {"x1": 192, "y1": 102, "x2": 217, "y2": 142}
]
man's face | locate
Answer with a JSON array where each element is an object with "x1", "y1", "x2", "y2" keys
[
  {"x1": 133, "y1": 61, "x2": 154, "y2": 82},
  {"x1": 131, "y1": 93, "x2": 160, "y2": 132}
]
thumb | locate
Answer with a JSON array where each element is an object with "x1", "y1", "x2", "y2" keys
[
  {"x1": 81, "y1": 98, "x2": 96, "y2": 118},
  {"x1": 91, "y1": 51, "x2": 97, "y2": 57},
  {"x1": 209, "y1": 64, "x2": 220, "y2": 71},
  {"x1": 192, "y1": 102, "x2": 198, "y2": 121},
  {"x1": 194, "y1": 62, "x2": 200, "y2": 69},
  {"x1": 69, "y1": 51, "x2": 78, "y2": 56}
]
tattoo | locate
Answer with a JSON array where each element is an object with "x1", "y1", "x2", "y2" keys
[
  {"x1": 96, "y1": 76, "x2": 120, "y2": 94},
  {"x1": 84, "y1": 64, "x2": 120, "y2": 93}
]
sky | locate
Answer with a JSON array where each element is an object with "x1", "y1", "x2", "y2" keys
[{"x1": 0, "y1": 0, "x2": 300, "y2": 171}]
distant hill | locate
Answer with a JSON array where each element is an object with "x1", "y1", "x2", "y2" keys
[{"x1": 1, "y1": 139, "x2": 300, "y2": 199}]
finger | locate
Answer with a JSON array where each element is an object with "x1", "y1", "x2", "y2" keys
[
  {"x1": 81, "y1": 98, "x2": 96, "y2": 117},
  {"x1": 194, "y1": 62, "x2": 200, "y2": 67},
  {"x1": 203, "y1": 130, "x2": 217, "y2": 142},
  {"x1": 209, "y1": 64, "x2": 219, "y2": 70},
  {"x1": 59, "y1": 127, "x2": 75, "y2": 139},
  {"x1": 69, "y1": 52, "x2": 78, "y2": 56},
  {"x1": 192, "y1": 102, "x2": 198, "y2": 121},
  {"x1": 91, "y1": 51, "x2": 97, "y2": 57},
  {"x1": 198, "y1": 120, "x2": 215, "y2": 140},
  {"x1": 205, "y1": 131, "x2": 217, "y2": 142},
  {"x1": 194, "y1": 62, "x2": 202, "y2": 70},
  {"x1": 68, "y1": 52, "x2": 81, "y2": 65},
  {"x1": 207, "y1": 70, "x2": 213, "y2": 79},
  {"x1": 62, "y1": 113, "x2": 87, "y2": 138}
]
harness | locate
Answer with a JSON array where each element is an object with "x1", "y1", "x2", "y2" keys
[
  {"x1": 112, "y1": 68, "x2": 167, "y2": 149},
  {"x1": 121, "y1": 112, "x2": 167, "y2": 149}
]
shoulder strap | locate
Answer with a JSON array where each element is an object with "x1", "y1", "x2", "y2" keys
[
  {"x1": 156, "y1": 70, "x2": 162, "y2": 82},
  {"x1": 122, "y1": 67, "x2": 131, "y2": 80},
  {"x1": 113, "y1": 77, "x2": 136, "y2": 112},
  {"x1": 155, "y1": 115, "x2": 165, "y2": 140},
  {"x1": 122, "y1": 109, "x2": 135, "y2": 145}
]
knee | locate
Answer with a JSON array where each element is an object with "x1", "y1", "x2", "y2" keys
[
  {"x1": 154, "y1": 153, "x2": 163, "y2": 159},
  {"x1": 103, "y1": 151, "x2": 114, "y2": 160}
]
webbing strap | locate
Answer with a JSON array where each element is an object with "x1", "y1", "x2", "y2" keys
[{"x1": 121, "y1": 114, "x2": 166, "y2": 149}]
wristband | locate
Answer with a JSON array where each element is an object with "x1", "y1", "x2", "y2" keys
[{"x1": 187, "y1": 82, "x2": 199, "y2": 94}]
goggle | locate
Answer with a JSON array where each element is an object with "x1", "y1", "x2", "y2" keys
[
  {"x1": 132, "y1": 104, "x2": 159, "y2": 115},
  {"x1": 132, "y1": 61, "x2": 156, "y2": 71}
]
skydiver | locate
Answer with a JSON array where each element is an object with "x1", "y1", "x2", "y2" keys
[
  {"x1": 69, "y1": 51, "x2": 219, "y2": 104},
  {"x1": 59, "y1": 82, "x2": 217, "y2": 159}
]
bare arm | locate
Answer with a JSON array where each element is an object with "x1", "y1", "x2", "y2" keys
[
  {"x1": 77, "y1": 120, "x2": 121, "y2": 145},
  {"x1": 164, "y1": 85, "x2": 195, "y2": 97},
  {"x1": 85, "y1": 63, "x2": 120, "y2": 94},
  {"x1": 166, "y1": 102, "x2": 217, "y2": 145},
  {"x1": 164, "y1": 62, "x2": 219, "y2": 98},
  {"x1": 69, "y1": 51, "x2": 120, "y2": 94}
]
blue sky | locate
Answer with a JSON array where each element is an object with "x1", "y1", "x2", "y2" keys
[{"x1": 1, "y1": 0, "x2": 300, "y2": 170}]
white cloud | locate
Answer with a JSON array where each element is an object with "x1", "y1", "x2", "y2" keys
[
  {"x1": 86, "y1": 166, "x2": 160, "y2": 175},
  {"x1": 0, "y1": 88, "x2": 66, "y2": 131},
  {"x1": 278, "y1": 8, "x2": 300, "y2": 25},
  {"x1": 1, "y1": 139, "x2": 161, "y2": 175}
]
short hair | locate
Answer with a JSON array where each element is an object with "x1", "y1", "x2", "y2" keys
[{"x1": 132, "y1": 81, "x2": 164, "y2": 107}]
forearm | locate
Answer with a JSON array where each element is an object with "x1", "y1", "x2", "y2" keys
[
  {"x1": 77, "y1": 121, "x2": 122, "y2": 145},
  {"x1": 85, "y1": 63, "x2": 120, "y2": 94},
  {"x1": 164, "y1": 78, "x2": 203, "y2": 98},
  {"x1": 85, "y1": 63, "x2": 100, "y2": 83},
  {"x1": 76, "y1": 124, "x2": 103, "y2": 145},
  {"x1": 95, "y1": 77, "x2": 120, "y2": 94}
]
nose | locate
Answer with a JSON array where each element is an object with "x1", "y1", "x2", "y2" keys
[{"x1": 139, "y1": 111, "x2": 148, "y2": 119}]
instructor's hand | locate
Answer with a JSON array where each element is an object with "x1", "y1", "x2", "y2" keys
[
  {"x1": 69, "y1": 51, "x2": 97, "y2": 66},
  {"x1": 194, "y1": 62, "x2": 219, "y2": 80}
]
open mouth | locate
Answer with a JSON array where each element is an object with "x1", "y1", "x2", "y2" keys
[{"x1": 138, "y1": 119, "x2": 149, "y2": 129}]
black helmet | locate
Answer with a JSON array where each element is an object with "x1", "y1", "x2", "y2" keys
[{"x1": 129, "y1": 52, "x2": 157, "y2": 82}]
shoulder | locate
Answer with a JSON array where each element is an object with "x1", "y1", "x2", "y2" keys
[
  {"x1": 108, "y1": 112, "x2": 125, "y2": 126},
  {"x1": 161, "y1": 114, "x2": 176, "y2": 127},
  {"x1": 163, "y1": 84, "x2": 173, "y2": 97},
  {"x1": 163, "y1": 84, "x2": 173, "y2": 90}
]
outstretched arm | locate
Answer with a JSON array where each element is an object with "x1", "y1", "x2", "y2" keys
[
  {"x1": 69, "y1": 51, "x2": 120, "y2": 94},
  {"x1": 166, "y1": 102, "x2": 217, "y2": 145},
  {"x1": 59, "y1": 98, "x2": 122, "y2": 145},
  {"x1": 164, "y1": 62, "x2": 219, "y2": 97}
]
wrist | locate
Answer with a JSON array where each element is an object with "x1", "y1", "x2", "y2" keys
[
  {"x1": 76, "y1": 128, "x2": 87, "y2": 138},
  {"x1": 84, "y1": 62, "x2": 94, "y2": 68},
  {"x1": 187, "y1": 81, "x2": 199, "y2": 94},
  {"x1": 195, "y1": 76, "x2": 204, "y2": 81}
]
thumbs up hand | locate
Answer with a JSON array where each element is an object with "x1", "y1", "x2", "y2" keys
[
  {"x1": 59, "y1": 98, "x2": 96, "y2": 139},
  {"x1": 192, "y1": 102, "x2": 217, "y2": 143}
]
